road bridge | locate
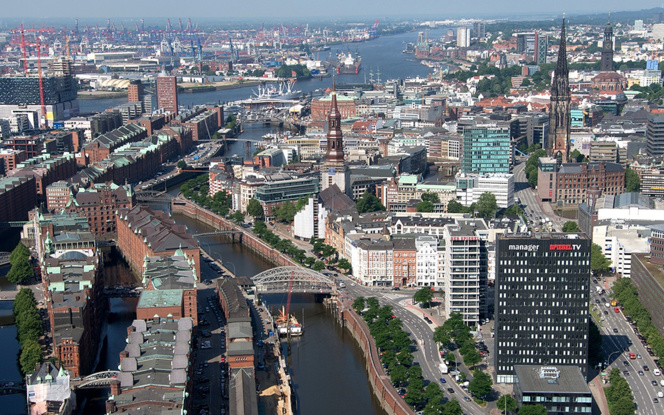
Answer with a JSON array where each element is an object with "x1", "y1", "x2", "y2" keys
[
  {"x1": 252, "y1": 266, "x2": 335, "y2": 294},
  {"x1": 70, "y1": 371, "x2": 121, "y2": 389},
  {"x1": 135, "y1": 191, "x2": 175, "y2": 203},
  {"x1": 0, "y1": 381, "x2": 25, "y2": 395}
]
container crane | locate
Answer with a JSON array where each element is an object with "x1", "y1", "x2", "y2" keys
[
  {"x1": 178, "y1": 18, "x2": 183, "y2": 32},
  {"x1": 20, "y1": 23, "x2": 28, "y2": 73}
]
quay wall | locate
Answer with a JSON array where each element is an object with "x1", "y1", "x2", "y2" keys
[
  {"x1": 338, "y1": 303, "x2": 415, "y2": 415},
  {"x1": 173, "y1": 197, "x2": 410, "y2": 414},
  {"x1": 171, "y1": 197, "x2": 299, "y2": 267}
]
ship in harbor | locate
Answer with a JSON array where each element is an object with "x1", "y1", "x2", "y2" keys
[
  {"x1": 249, "y1": 79, "x2": 302, "y2": 102},
  {"x1": 275, "y1": 306, "x2": 303, "y2": 337},
  {"x1": 334, "y1": 52, "x2": 362, "y2": 75}
]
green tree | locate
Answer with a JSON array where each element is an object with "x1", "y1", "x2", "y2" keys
[
  {"x1": 352, "y1": 297, "x2": 366, "y2": 313},
  {"x1": 390, "y1": 364, "x2": 408, "y2": 386},
  {"x1": 416, "y1": 201, "x2": 434, "y2": 212},
  {"x1": 19, "y1": 339, "x2": 42, "y2": 374},
  {"x1": 16, "y1": 309, "x2": 42, "y2": 344},
  {"x1": 295, "y1": 195, "x2": 310, "y2": 212},
  {"x1": 425, "y1": 382, "x2": 443, "y2": 400},
  {"x1": 468, "y1": 370, "x2": 492, "y2": 398},
  {"x1": 447, "y1": 199, "x2": 470, "y2": 214},
  {"x1": 463, "y1": 348, "x2": 482, "y2": 369},
  {"x1": 304, "y1": 256, "x2": 316, "y2": 267},
  {"x1": 476, "y1": 192, "x2": 498, "y2": 219},
  {"x1": 591, "y1": 243, "x2": 611, "y2": 274},
  {"x1": 176, "y1": 160, "x2": 188, "y2": 170},
  {"x1": 414, "y1": 287, "x2": 434, "y2": 308},
  {"x1": 625, "y1": 168, "x2": 640, "y2": 192},
  {"x1": 9, "y1": 242, "x2": 30, "y2": 266},
  {"x1": 525, "y1": 149, "x2": 547, "y2": 188},
  {"x1": 313, "y1": 261, "x2": 326, "y2": 271},
  {"x1": 562, "y1": 221, "x2": 580, "y2": 232},
  {"x1": 246, "y1": 198, "x2": 264, "y2": 219},
  {"x1": 13, "y1": 288, "x2": 36, "y2": 316},
  {"x1": 337, "y1": 258, "x2": 352, "y2": 273},
  {"x1": 421, "y1": 192, "x2": 440, "y2": 204},
  {"x1": 274, "y1": 201, "x2": 297, "y2": 223},
  {"x1": 497, "y1": 394, "x2": 518, "y2": 413},
  {"x1": 441, "y1": 399, "x2": 463, "y2": 415},
  {"x1": 7, "y1": 260, "x2": 33, "y2": 284},
  {"x1": 518, "y1": 405, "x2": 548, "y2": 415},
  {"x1": 610, "y1": 397, "x2": 636, "y2": 415},
  {"x1": 405, "y1": 375, "x2": 425, "y2": 407},
  {"x1": 433, "y1": 313, "x2": 471, "y2": 347},
  {"x1": 229, "y1": 210, "x2": 245, "y2": 224},
  {"x1": 356, "y1": 191, "x2": 386, "y2": 213}
]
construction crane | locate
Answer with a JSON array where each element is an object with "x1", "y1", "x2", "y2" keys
[
  {"x1": 20, "y1": 23, "x2": 28, "y2": 73},
  {"x1": 36, "y1": 37, "x2": 47, "y2": 129},
  {"x1": 284, "y1": 270, "x2": 295, "y2": 335}
]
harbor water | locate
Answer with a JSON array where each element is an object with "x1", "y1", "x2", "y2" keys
[{"x1": 78, "y1": 28, "x2": 451, "y2": 115}]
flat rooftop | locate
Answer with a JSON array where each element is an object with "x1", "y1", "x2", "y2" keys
[{"x1": 515, "y1": 365, "x2": 591, "y2": 395}]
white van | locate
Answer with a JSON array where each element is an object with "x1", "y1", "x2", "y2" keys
[{"x1": 655, "y1": 369, "x2": 661, "y2": 376}]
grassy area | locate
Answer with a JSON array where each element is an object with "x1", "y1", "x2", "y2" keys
[
  {"x1": 590, "y1": 305, "x2": 603, "y2": 327},
  {"x1": 473, "y1": 397, "x2": 487, "y2": 406}
]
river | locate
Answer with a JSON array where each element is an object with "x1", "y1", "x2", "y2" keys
[{"x1": 78, "y1": 28, "x2": 451, "y2": 115}]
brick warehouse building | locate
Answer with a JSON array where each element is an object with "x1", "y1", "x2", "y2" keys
[
  {"x1": 116, "y1": 205, "x2": 200, "y2": 278},
  {"x1": 310, "y1": 93, "x2": 356, "y2": 121},
  {"x1": 537, "y1": 158, "x2": 625, "y2": 205}
]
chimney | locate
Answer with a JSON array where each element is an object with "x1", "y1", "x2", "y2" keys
[
  {"x1": 110, "y1": 380, "x2": 121, "y2": 396},
  {"x1": 126, "y1": 326, "x2": 136, "y2": 336},
  {"x1": 119, "y1": 350, "x2": 129, "y2": 362}
]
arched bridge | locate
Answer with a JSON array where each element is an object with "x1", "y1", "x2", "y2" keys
[
  {"x1": 135, "y1": 191, "x2": 175, "y2": 203},
  {"x1": 252, "y1": 266, "x2": 336, "y2": 294},
  {"x1": 70, "y1": 370, "x2": 121, "y2": 389},
  {"x1": 0, "y1": 380, "x2": 25, "y2": 395}
]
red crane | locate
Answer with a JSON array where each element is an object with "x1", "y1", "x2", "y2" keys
[
  {"x1": 36, "y1": 37, "x2": 46, "y2": 128},
  {"x1": 20, "y1": 24, "x2": 28, "y2": 73},
  {"x1": 284, "y1": 270, "x2": 295, "y2": 325}
]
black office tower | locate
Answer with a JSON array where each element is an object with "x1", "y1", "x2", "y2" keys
[{"x1": 494, "y1": 234, "x2": 590, "y2": 384}]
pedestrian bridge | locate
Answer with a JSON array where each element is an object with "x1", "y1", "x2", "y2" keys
[
  {"x1": 70, "y1": 371, "x2": 121, "y2": 389},
  {"x1": 252, "y1": 266, "x2": 335, "y2": 294},
  {"x1": 135, "y1": 191, "x2": 174, "y2": 203}
]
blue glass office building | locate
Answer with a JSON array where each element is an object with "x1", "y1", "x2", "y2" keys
[{"x1": 461, "y1": 124, "x2": 512, "y2": 174}]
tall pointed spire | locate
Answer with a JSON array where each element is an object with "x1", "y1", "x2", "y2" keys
[
  {"x1": 548, "y1": 16, "x2": 571, "y2": 164},
  {"x1": 326, "y1": 78, "x2": 343, "y2": 164}
]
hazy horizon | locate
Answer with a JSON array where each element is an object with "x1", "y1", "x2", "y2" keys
[{"x1": 2, "y1": 1, "x2": 662, "y2": 21}]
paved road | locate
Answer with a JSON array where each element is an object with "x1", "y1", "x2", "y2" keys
[
  {"x1": 513, "y1": 162, "x2": 564, "y2": 232},
  {"x1": 591, "y1": 280, "x2": 661, "y2": 415},
  {"x1": 341, "y1": 278, "x2": 482, "y2": 414}
]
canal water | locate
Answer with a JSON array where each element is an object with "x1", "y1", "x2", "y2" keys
[{"x1": 173, "y1": 214, "x2": 384, "y2": 415}]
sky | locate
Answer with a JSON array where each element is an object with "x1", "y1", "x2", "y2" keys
[{"x1": 4, "y1": 0, "x2": 663, "y2": 20}]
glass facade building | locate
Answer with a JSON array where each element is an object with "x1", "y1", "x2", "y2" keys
[{"x1": 461, "y1": 124, "x2": 511, "y2": 174}]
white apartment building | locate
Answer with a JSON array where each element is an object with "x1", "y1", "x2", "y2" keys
[
  {"x1": 593, "y1": 223, "x2": 651, "y2": 278},
  {"x1": 443, "y1": 218, "x2": 488, "y2": 327},
  {"x1": 415, "y1": 235, "x2": 439, "y2": 287},
  {"x1": 455, "y1": 173, "x2": 515, "y2": 209},
  {"x1": 350, "y1": 236, "x2": 394, "y2": 286}
]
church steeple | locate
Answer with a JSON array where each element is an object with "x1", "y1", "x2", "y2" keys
[
  {"x1": 548, "y1": 17, "x2": 571, "y2": 164},
  {"x1": 325, "y1": 80, "x2": 344, "y2": 165},
  {"x1": 601, "y1": 14, "x2": 614, "y2": 72}
]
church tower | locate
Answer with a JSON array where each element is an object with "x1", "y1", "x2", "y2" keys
[
  {"x1": 321, "y1": 83, "x2": 351, "y2": 196},
  {"x1": 601, "y1": 16, "x2": 614, "y2": 72},
  {"x1": 548, "y1": 17, "x2": 571, "y2": 164}
]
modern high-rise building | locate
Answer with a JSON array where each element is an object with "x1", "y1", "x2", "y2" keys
[
  {"x1": 156, "y1": 74, "x2": 178, "y2": 115},
  {"x1": 600, "y1": 18, "x2": 614, "y2": 72},
  {"x1": 548, "y1": 18, "x2": 571, "y2": 163},
  {"x1": 646, "y1": 116, "x2": 664, "y2": 157},
  {"x1": 534, "y1": 31, "x2": 548, "y2": 64},
  {"x1": 473, "y1": 22, "x2": 486, "y2": 39},
  {"x1": 494, "y1": 233, "x2": 591, "y2": 384},
  {"x1": 461, "y1": 123, "x2": 512, "y2": 174},
  {"x1": 457, "y1": 27, "x2": 470, "y2": 48},
  {"x1": 443, "y1": 219, "x2": 488, "y2": 327}
]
